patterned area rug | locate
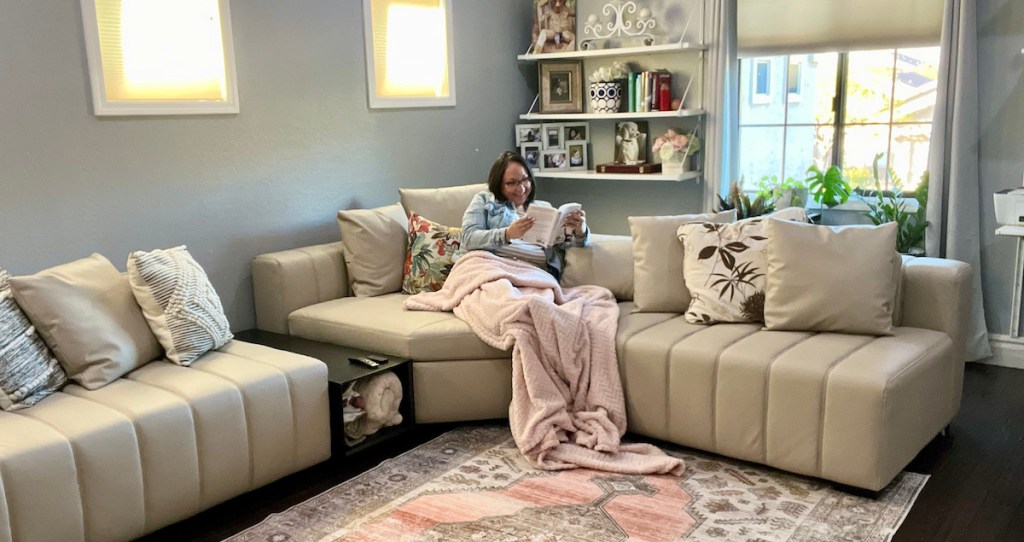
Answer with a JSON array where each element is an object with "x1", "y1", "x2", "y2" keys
[{"x1": 227, "y1": 426, "x2": 926, "y2": 542}]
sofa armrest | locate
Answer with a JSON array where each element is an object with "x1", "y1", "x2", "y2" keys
[
  {"x1": 562, "y1": 233, "x2": 634, "y2": 301},
  {"x1": 252, "y1": 242, "x2": 349, "y2": 334},
  {"x1": 899, "y1": 256, "x2": 972, "y2": 416}
]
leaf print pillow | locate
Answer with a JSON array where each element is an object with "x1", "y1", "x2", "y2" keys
[
  {"x1": 402, "y1": 214, "x2": 462, "y2": 294},
  {"x1": 676, "y1": 207, "x2": 808, "y2": 324}
]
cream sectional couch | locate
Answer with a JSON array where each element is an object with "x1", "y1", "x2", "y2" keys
[{"x1": 252, "y1": 185, "x2": 971, "y2": 492}]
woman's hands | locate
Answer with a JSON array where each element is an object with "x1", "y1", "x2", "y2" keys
[
  {"x1": 505, "y1": 216, "x2": 536, "y2": 241},
  {"x1": 563, "y1": 209, "x2": 586, "y2": 237}
]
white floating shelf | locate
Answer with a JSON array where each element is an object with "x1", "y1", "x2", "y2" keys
[
  {"x1": 518, "y1": 42, "x2": 707, "y2": 61},
  {"x1": 534, "y1": 169, "x2": 702, "y2": 182},
  {"x1": 520, "y1": 109, "x2": 704, "y2": 121}
]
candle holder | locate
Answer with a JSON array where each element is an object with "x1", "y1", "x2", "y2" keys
[{"x1": 581, "y1": 0, "x2": 657, "y2": 50}]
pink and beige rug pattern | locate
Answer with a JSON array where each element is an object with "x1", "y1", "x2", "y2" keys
[{"x1": 228, "y1": 426, "x2": 926, "y2": 542}]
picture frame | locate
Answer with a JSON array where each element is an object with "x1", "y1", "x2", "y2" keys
[
  {"x1": 567, "y1": 142, "x2": 588, "y2": 171},
  {"x1": 520, "y1": 143, "x2": 542, "y2": 170},
  {"x1": 541, "y1": 149, "x2": 570, "y2": 171},
  {"x1": 614, "y1": 120, "x2": 649, "y2": 165},
  {"x1": 515, "y1": 123, "x2": 542, "y2": 145},
  {"x1": 563, "y1": 122, "x2": 589, "y2": 142},
  {"x1": 539, "y1": 61, "x2": 583, "y2": 114},
  {"x1": 542, "y1": 123, "x2": 564, "y2": 150}
]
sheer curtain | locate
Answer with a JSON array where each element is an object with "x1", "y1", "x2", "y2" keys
[
  {"x1": 702, "y1": 0, "x2": 738, "y2": 211},
  {"x1": 926, "y1": 0, "x2": 991, "y2": 361}
]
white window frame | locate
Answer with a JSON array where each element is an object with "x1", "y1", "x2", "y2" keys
[
  {"x1": 752, "y1": 59, "x2": 771, "y2": 104},
  {"x1": 362, "y1": 0, "x2": 457, "y2": 109},
  {"x1": 79, "y1": 0, "x2": 240, "y2": 116}
]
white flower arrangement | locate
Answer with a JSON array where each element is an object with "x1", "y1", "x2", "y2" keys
[{"x1": 588, "y1": 61, "x2": 628, "y2": 83}]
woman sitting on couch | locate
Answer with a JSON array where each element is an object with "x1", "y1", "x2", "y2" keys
[{"x1": 460, "y1": 150, "x2": 589, "y2": 280}]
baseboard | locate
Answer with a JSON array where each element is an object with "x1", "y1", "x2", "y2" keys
[{"x1": 982, "y1": 334, "x2": 1024, "y2": 370}]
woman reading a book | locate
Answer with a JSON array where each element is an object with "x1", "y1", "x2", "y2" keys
[{"x1": 460, "y1": 150, "x2": 588, "y2": 280}]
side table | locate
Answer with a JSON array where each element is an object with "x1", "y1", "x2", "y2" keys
[
  {"x1": 996, "y1": 225, "x2": 1024, "y2": 337},
  {"x1": 234, "y1": 329, "x2": 415, "y2": 457}
]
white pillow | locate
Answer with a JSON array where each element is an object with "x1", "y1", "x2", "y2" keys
[{"x1": 128, "y1": 246, "x2": 233, "y2": 366}]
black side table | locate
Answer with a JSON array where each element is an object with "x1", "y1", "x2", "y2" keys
[{"x1": 234, "y1": 329, "x2": 415, "y2": 457}]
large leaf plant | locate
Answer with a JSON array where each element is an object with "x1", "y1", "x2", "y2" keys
[{"x1": 860, "y1": 153, "x2": 929, "y2": 255}]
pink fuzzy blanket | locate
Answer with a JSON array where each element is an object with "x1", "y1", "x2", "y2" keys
[{"x1": 405, "y1": 251, "x2": 683, "y2": 475}]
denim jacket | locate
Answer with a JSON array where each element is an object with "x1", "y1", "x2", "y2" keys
[{"x1": 459, "y1": 190, "x2": 589, "y2": 280}]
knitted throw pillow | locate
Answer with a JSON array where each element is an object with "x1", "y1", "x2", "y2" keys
[
  {"x1": 128, "y1": 246, "x2": 232, "y2": 366},
  {"x1": 402, "y1": 214, "x2": 461, "y2": 294},
  {"x1": 0, "y1": 268, "x2": 67, "y2": 410}
]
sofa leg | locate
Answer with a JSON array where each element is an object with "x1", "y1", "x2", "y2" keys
[
  {"x1": 836, "y1": 484, "x2": 881, "y2": 500},
  {"x1": 940, "y1": 424, "x2": 951, "y2": 438}
]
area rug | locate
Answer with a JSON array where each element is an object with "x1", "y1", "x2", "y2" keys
[{"x1": 227, "y1": 426, "x2": 926, "y2": 542}]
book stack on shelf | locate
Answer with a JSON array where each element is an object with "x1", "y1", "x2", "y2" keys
[{"x1": 626, "y1": 70, "x2": 673, "y2": 113}]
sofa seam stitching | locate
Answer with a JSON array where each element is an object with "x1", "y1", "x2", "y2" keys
[
  {"x1": 761, "y1": 332, "x2": 815, "y2": 465},
  {"x1": 815, "y1": 336, "x2": 875, "y2": 477},
  {"x1": 710, "y1": 327, "x2": 760, "y2": 450}
]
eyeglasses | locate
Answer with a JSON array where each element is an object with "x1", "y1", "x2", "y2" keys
[{"x1": 503, "y1": 178, "x2": 532, "y2": 188}]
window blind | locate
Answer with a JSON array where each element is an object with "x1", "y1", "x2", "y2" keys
[
  {"x1": 738, "y1": 0, "x2": 942, "y2": 57},
  {"x1": 367, "y1": 0, "x2": 451, "y2": 99}
]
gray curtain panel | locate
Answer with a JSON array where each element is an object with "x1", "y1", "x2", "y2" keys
[
  {"x1": 926, "y1": 0, "x2": 991, "y2": 361},
  {"x1": 702, "y1": 0, "x2": 739, "y2": 211}
]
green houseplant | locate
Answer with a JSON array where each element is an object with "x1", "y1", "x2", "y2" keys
[
  {"x1": 805, "y1": 164, "x2": 852, "y2": 208},
  {"x1": 716, "y1": 181, "x2": 773, "y2": 219},
  {"x1": 859, "y1": 153, "x2": 929, "y2": 255},
  {"x1": 756, "y1": 176, "x2": 809, "y2": 209}
]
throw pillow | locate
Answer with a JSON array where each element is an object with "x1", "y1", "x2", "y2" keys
[
  {"x1": 399, "y1": 183, "x2": 487, "y2": 229},
  {"x1": 337, "y1": 203, "x2": 409, "y2": 297},
  {"x1": 677, "y1": 207, "x2": 809, "y2": 324},
  {"x1": 10, "y1": 254, "x2": 162, "y2": 390},
  {"x1": 402, "y1": 214, "x2": 461, "y2": 294},
  {"x1": 763, "y1": 219, "x2": 899, "y2": 335},
  {"x1": 0, "y1": 269, "x2": 67, "y2": 410},
  {"x1": 629, "y1": 210, "x2": 736, "y2": 313},
  {"x1": 127, "y1": 246, "x2": 233, "y2": 366}
]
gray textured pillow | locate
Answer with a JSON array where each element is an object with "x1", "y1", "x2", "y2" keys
[
  {"x1": 0, "y1": 269, "x2": 67, "y2": 410},
  {"x1": 337, "y1": 203, "x2": 409, "y2": 297},
  {"x1": 629, "y1": 210, "x2": 736, "y2": 312},
  {"x1": 764, "y1": 219, "x2": 899, "y2": 335},
  {"x1": 128, "y1": 246, "x2": 233, "y2": 366},
  {"x1": 10, "y1": 254, "x2": 162, "y2": 390}
]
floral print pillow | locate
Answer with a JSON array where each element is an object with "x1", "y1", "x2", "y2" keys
[
  {"x1": 676, "y1": 207, "x2": 808, "y2": 324},
  {"x1": 402, "y1": 214, "x2": 461, "y2": 294}
]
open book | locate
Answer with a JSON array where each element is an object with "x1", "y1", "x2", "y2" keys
[{"x1": 522, "y1": 202, "x2": 582, "y2": 247}]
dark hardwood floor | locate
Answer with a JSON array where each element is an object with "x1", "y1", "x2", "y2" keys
[{"x1": 139, "y1": 363, "x2": 1024, "y2": 542}]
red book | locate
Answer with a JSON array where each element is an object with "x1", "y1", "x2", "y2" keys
[{"x1": 658, "y1": 71, "x2": 672, "y2": 111}]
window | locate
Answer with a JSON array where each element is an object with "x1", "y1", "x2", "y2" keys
[
  {"x1": 363, "y1": 0, "x2": 456, "y2": 109},
  {"x1": 752, "y1": 60, "x2": 771, "y2": 104},
  {"x1": 737, "y1": 46, "x2": 939, "y2": 194},
  {"x1": 80, "y1": 0, "x2": 239, "y2": 116}
]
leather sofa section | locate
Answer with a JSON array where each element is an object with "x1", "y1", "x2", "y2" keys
[
  {"x1": 253, "y1": 242, "x2": 348, "y2": 334},
  {"x1": 413, "y1": 359, "x2": 513, "y2": 423},
  {"x1": 290, "y1": 293, "x2": 509, "y2": 361}
]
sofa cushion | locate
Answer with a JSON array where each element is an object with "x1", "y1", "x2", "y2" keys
[
  {"x1": 562, "y1": 234, "x2": 634, "y2": 301},
  {"x1": 127, "y1": 246, "x2": 233, "y2": 366},
  {"x1": 629, "y1": 210, "x2": 735, "y2": 313},
  {"x1": 399, "y1": 183, "x2": 487, "y2": 227},
  {"x1": 403, "y1": 214, "x2": 461, "y2": 294},
  {"x1": 10, "y1": 254, "x2": 162, "y2": 390},
  {"x1": 337, "y1": 203, "x2": 409, "y2": 297},
  {"x1": 0, "y1": 269, "x2": 66, "y2": 410},
  {"x1": 288, "y1": 293, "x2": 508, "y2": 361},
  {"x1": 764, "y1": 219, "x2": 899, "y2": 335}
]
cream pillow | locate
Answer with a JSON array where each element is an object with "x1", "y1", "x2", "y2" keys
[
  {"x1": 677, "y1": 207, "x2": 808, "y2": 324},
  {"x1": 629, "y1": 210, "x2": 735, "y2": 313},
  {"x1": 128, "y1": 246, "x2": 233, "y2": 366},
  {"x1": 763, "y1": 219, "x2": 899, "y2": 335},
  {"x1": 399, "y1": 183, "x2": 487, "y2": 228},
  {"x1": 10, "y1": 254, "x2": 162, "y2": 389},
  {"x1": 562, "y1": 234, "x2": 634, "y2": 301},
  {"x1": 337, "y1": 203, "x2": 409, "y2": 297}
]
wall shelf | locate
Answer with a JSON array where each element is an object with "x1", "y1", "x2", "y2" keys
[
  {"x1": 517, "y1": 42, "x2": 707, "y2": 61},
  {"x1": 520, "y1": 109, "x2": 705, "y2": 121},
  {"x1": 534, "y1": 169, "x2": 701, "y2": 182}
]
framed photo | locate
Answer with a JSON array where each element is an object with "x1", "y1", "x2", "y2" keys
[
  {"x1": 539, "y1": 61, "x2": 583, "y2": 114},
  {"x1": 563, "y1": 122, "x2": 589, "y2": 142},
  {"x1": 541, "y1": 149, "x2": 570, "y2": 171},
  {"x1": 614, "y1": 120, "x2": 649, "y2": 165},
  {"x1": 567, "y1": 142, "x2": 588, "y2": 171},
  {"x1": 520, "y1": 143, "x2": 542, "y2": 170},
  {"x1": 516, "y1": 123, "x2": 542, "y2": 145},
  {"x1": 542, "y1": 123, "x2": 564, "y2": 150},
  {"x1": 532, "y1": 0, "x2": 576, "y2": 54}
]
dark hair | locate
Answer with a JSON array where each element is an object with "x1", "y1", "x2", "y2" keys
[{"x1": 487, "y1": 150, "x2": 537, "y2": 206}]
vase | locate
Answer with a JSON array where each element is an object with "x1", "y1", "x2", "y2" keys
[{"x1": 589, "y1": 81, "x2": 622, "y2": 114}]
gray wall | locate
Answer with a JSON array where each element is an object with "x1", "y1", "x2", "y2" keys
[
  {"x1": 0, "y1": 0, "x2": 532, "y2": 331},
  {"x1": 978, "y1": 0, "x2": 1024, "y2": 335}
]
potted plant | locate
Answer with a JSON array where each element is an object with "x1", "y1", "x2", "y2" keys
[
  {"x1": 715, "y1": 181, "x2": 773, "y2": 219},
  {"x1": 859, "y1": 153, "x2": 929, "y2": 255},
  {"x1": 652, "y1": 128, "x2": 701, "y2": 174},
  {"x1": 756, "y1": 175, "x2": 808, "y2": 209},
  {"x1": 588, "y1": 61, "x2": 628, "y2": 113},
  {"x1": 805, "y1": 164, "x2": 851, "y2": 222}
]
